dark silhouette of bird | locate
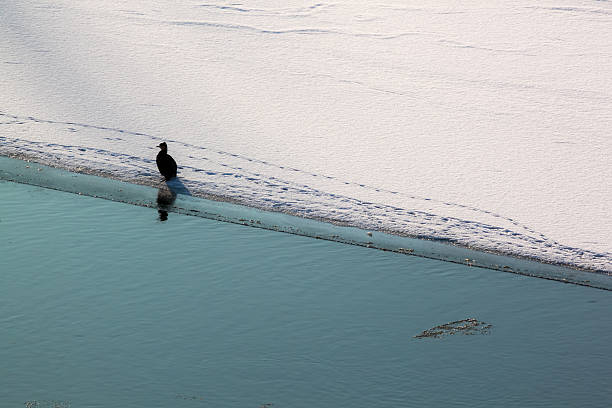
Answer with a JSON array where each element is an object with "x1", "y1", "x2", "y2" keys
[{"x1": 156, "y1": 142, "x2": 177, "y2": 181}]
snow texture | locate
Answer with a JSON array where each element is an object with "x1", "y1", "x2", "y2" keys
[{"x1": 1, "y1": 0, "x2": 611, "y2": 272}]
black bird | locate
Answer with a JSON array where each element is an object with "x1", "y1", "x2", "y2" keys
[{"x1": 156, "y1": 142, "x2": 177, "y2": 181}]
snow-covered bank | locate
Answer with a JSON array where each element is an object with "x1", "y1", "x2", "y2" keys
[{"x1": 1, "y1": 0, "x2": 611, "y2": 272}]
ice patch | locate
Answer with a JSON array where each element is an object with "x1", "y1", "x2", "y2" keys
[{"x1": 1, "y1": 0, "x2": 611, "y2": 276}]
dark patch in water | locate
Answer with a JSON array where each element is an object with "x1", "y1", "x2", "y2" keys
[
  {"x1": 175, "y1": 393, "x2": 205, "y2": 401},
  {"x1": 415, "y1": 318, "x2": 492, "y2": 339},
  {"x1": 24, "y1": 401, "x2": 71, "y2": 408}
]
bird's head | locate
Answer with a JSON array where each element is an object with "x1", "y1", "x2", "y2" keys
[{"x1": 157, "y1": 142, "x2": 168, "y2": 151}]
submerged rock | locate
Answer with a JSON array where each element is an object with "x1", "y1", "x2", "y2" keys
[{"x1": 414, "y1": 318, "x2": 492, "y2": 339}]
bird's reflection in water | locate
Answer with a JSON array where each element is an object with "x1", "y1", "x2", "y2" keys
[
  {"x1": 156, "y1": 177, "x2": 191, "y2": 222},
  {"x1": 157, "y1": 187, "x2": 176, "y2": 221}
]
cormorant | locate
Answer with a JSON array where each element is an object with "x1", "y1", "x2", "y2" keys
[{"x1": 156, "y1": 142, "x2": 177, "y2": 181}]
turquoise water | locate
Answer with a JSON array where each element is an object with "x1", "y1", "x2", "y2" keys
[{"x1": 1, "y1": 180, "x2": 611, "y2": 408}]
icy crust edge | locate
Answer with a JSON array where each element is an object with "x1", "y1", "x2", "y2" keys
[
  {"x1": 2, "y1": 131, "x2": 610, "y2": 274},
  {"x1": 1, "y1": 155, "x2": 610, "y2": 291}
]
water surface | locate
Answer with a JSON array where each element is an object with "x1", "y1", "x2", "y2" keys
[{"x1": 1, "y1": 180, "x2": 610, "y2": 407}]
